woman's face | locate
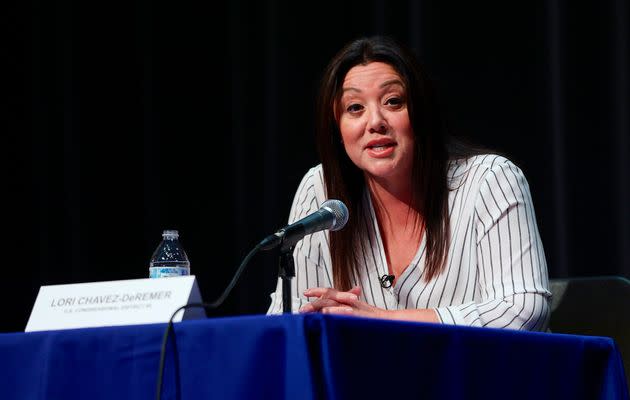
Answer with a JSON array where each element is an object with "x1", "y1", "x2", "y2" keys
[{"x1": 337, "y1": 62, "x2": 415, "y2": 185}]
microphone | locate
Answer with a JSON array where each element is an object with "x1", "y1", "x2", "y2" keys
[
  {"x1": 260, "y1": 199, "x2": 349, "y2": 251},
  {"x1": 380, "y1": 274, "x2": 395, "y2": 288}
]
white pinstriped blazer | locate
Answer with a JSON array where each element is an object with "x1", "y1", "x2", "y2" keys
[{"x1": 267, "y1": 154, "x2": 551, "y2": 331}]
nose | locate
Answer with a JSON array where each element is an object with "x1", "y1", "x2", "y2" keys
[{"x1": 367, "y1": 106, "x2": 388, "y2": 134}]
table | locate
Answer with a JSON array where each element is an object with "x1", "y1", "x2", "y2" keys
[{"x1": 0, "y1": 314, "x2": 627, "y2": 399}]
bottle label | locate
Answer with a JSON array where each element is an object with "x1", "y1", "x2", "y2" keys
[{"x1": 149, "y1": 267, "x2": 190, "y2": 278}]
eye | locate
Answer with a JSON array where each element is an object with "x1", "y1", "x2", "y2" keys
[
  {"x1": 385, "y1": 97, "x2": 404, "y2": 108},
  {"x1": 346, "y1": 103, "x2": 364, "y2": 113}
]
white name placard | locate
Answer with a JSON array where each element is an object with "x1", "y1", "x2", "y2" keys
[{"x1": 25, "y1": 275, "x2": 206, "y2": 332}]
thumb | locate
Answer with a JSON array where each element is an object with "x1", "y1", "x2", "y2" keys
[{"x1": 349, "y1": 286, "x2": 362, "y2": 296}]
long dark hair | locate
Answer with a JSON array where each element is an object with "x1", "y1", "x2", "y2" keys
[{"x1": 316, "y1": 35, "x2": 472, "y2": 291}]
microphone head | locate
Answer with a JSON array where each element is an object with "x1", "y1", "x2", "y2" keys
[{"x1": 321, "y1": 199, "x2": 349, "y2": 231}]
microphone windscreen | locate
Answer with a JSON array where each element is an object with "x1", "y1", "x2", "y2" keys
[{"x1": 321, "y1": 199, "x2": 349, "y2": 231}]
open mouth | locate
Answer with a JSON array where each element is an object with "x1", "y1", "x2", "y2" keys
[
  {"x1": 368, "y1": 144, "x2": 395, "y2": 151},
  {"x1": 366, "y1": 142, "x2": 396, "y2": 157}
]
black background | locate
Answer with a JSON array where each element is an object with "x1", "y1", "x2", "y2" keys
[{"x1": 4, "y1": 0, "x2": 629, "y2": 332}]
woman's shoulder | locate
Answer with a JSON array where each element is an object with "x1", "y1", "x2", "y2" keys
[
  {"x1": 450, "y1": 153, "x2": 518, "y2": 170},
  {"x1": 290, "y1": 164, "x2": 327, "y2": 218},
  {"x1": 295, "y1": 164, "x2": 325, "y2": 193},
  {"x1": 448, "y1": 153, "x2": 527, "y2": 189},
  {"x1": 303, "y1": 163, "x2": 324, "y2": 180},
  {"x1": 449, "y1": 153, "x2": 524, "y2": 176}
]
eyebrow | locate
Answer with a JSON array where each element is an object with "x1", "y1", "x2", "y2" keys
[
  {"x1": 341, "y1": 79, "x2": 405, "y2": 94},
  {"x1": 380, "y1": 79, "x2": 404, "y2": 88}
]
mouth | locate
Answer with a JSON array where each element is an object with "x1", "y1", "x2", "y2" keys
[
  {"x1": 366, "y1": 139, "x2": 396, "y2": 149},
  {"x1": 365, "y1": 141, "x2": 396, "y2": 158},
  {"x1": 367, "y1": 143, "x2": 395, "y2": 151}
]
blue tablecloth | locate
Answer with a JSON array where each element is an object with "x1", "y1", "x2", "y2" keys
[{"x1": 0, "y1": 314, "x2": 627, "y2": 399}]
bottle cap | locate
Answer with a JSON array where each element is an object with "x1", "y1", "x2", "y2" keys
[{"x1": 162, "y1": 230, "x2": 179, "y2": 238}]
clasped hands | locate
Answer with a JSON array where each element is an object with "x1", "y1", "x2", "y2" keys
[
  {"x1": 299, "y1": 286, "x2": 439, "y2": 323},
  {"x1": 299, "y1": 286, "x2": 385, "y2": 318}
]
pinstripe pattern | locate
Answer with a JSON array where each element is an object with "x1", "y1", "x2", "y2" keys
[{"x1": 266, "y1": 154, "x2": 551, "y2": 331}]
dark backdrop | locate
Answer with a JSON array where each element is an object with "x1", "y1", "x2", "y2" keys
[{"x1": 4, "y1": 0, "x2": 629, "y2": 333}]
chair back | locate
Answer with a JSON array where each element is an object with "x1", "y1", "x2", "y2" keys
[{"x1": 550, "y1": 276, "x2": 630, "y2": 387}]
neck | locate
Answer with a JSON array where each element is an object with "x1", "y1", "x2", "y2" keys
[
  {"x1": 365, "y1": 174, "x2": 421, "y2": 234},
  {"x1": 365, "y1": 173, "x2": 412, "y2": 204}
]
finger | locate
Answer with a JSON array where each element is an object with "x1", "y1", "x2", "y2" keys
[
  {"x1": 333, "y1": 291, "x2": 359, "y2": 303},
  {"x1": 306, "y1": 298, "x2": 344, "y2": 311},
  {"x1": 299, "y1": 298, "x2": 339, "y2": 313},
  {"x1": 304, "y1": 288, "x2": 358, "y2": 303},
  {"x1": 349, "y1": 286, "x2": 362, "y2": 296},
  {"x1": 303, "y1": 287, "x2": 335, "y2": 298},
  {"x1": 322, "y1": 306, "x2": 354, "y2": 315},
  {"x1": 299, "y1": 303, "x2": 315, "y2": 313}
]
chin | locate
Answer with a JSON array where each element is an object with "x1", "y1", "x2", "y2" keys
[
  {"x1": 363, "y1": 165, "x2": 399, "y2": 180},
  {"x1": 362, "y1": 158, "x2": 412, "y2": 181}
]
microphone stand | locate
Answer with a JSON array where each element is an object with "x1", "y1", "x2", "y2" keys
[{"x1": 278, "y1": 240, "x2": 295, "y2": 314}]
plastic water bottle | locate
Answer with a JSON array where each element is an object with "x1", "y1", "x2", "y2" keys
[{"x1": 149, "y1": 230, "x2": 191, "y2": 278}]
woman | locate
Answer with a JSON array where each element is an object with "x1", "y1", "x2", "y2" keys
[{"x1": 266, "y1": 36, "x2": 551, "y2": 330}]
